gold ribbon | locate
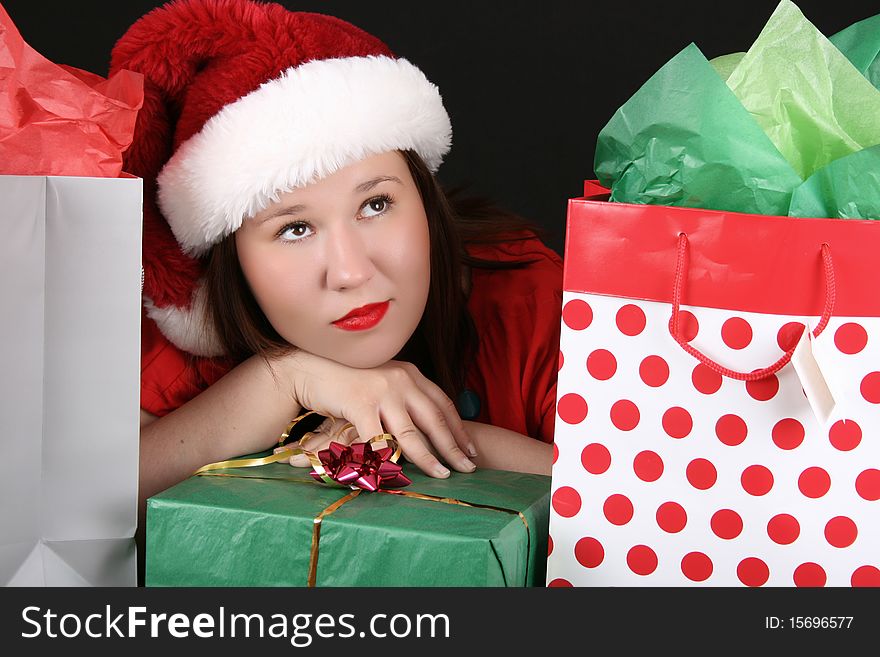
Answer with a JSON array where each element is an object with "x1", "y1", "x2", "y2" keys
[{"x1": 193, "y1": 411, "x2": 400, "y2": 487}]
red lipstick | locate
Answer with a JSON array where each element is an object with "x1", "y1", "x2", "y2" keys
[{"x1": 332, "y1": 301, "x2": 390, "y2": 331}]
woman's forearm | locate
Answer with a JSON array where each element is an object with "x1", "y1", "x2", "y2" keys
[
  {"x1": 463, "y1": 421, "x2": 553, "y2": 476},
  {"x1": 139, "y1": 354, "x2": 300, "y2": 509}
]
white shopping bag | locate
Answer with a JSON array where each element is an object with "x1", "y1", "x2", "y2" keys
[
  {"x1": 547, "y1": 183, "x2": 880, "y2": 587},
  {"x1": 0, "y1": 175, "x2": 142, "y2": 586}
]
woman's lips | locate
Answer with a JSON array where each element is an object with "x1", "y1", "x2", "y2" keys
[{"x1": 332, "y1": 300, "x2": 390, "y2": 331}]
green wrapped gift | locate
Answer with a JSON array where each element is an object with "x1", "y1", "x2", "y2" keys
[{"x1": 146, "y1": 463, "x2": 550, "y2": 587}]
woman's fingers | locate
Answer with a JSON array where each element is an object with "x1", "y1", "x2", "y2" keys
[
  {"x1": 394, "y1": 362, "x2": 476, "y2": 458},
  {"x1": 382, "y1": 402, "x2": 475, "y2": 477},
  {"x1": 282, "y1": 357, "x2": 479, "y2": 479},
  {"x1": 404, "y1": 400, "x2": 476, "y2": 474},
  {"x1": 392, "y1": 421, "x2": 450, "y2": 478},
  {"x1": 283, "y1": 417, "x2": 360, "y2": 468}
]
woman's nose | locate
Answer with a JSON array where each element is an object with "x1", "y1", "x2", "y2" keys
[{"x1": 324, "y1": 224, "x2": 376, "y2": 291}]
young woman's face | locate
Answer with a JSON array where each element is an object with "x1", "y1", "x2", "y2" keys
[{"x1": 235, "y1": 151, "x2": 431, "y2": 368}]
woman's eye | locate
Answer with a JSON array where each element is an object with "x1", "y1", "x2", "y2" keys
[
  {"x1": 360, "y1": 196, "x2": 391, "y2": 218},
  {"x1": 278, "y1": 222, "x2": 313, "y2": 242}
]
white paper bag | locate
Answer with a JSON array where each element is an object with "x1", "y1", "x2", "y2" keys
[{"x1": 0, "y1": 175, "x2": 142, "y2": 586}]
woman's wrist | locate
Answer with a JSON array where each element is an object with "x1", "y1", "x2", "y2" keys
[
  {"x1": 463, "y1": 421, "x2": 552, "y2": 476},
  {"x1": 270, "y1": 347, "x2": 310, "y2": 413}
]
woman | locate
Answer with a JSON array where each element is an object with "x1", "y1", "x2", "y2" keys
[{"x1": 118, "y1": 0, "x2": 561, "y2": 516}]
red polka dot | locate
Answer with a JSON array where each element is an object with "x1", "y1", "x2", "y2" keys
[
  {"x1": 741, "y1": 465, "x2": 774, "y2": 496},
  {"x1": 692, "y1": 364, "x2": 722, "y2": 395},
  {"x1": 777, "y1": 322, "x2": 806, "y2": 351},
  {"x1": 552, "y1": 486, "x2": 582, "y2": 518},
  {"x1": 547, "y1": 535, "x2": 553, "y2": 556},
  {"x1": 746, "y1": 375, "x2": 779, "y2": 402},
  {"x1": 711, "y1": 509, "x2": 743, "y2": 540},
  {"x1": 626, "y1": 545, "x2": 658, "y2": 576},
  {"x1": 767, "y1": 514, "x2": 800, "y2": 545},
  {"x1": 610, "y1": 399, "x2": 640, "y2": 431},
  {"x1": 851, "y1": 566, "x2": 880, "y2": 587},
  {"x1": 557, "y1": 393, "x2": 588, "y2": 424},
  {"x1": 633, "y1": 451, "x2": 664, "y2": 482},
  {"x1": 656, "y1": 502, "x2": 687, "y2": 533},
  {"x1": 616, "y1": 304, "x2": 646, "y2": 336},
  {"x1": 587, "y1": 349, "x2": 617, "y2": 380},
  {"x1": 581, "y1": 443, "x2": 611, "y2": 475},
  {"x1": 829, "y1": 419, "x2": 861, "y2": 451},
  {"x1": 793, "y1": 563, "x2": 826, "y2": 587},
  {"x1": 557, "y1": 351, "x2": 564, "y2": 372},
  {"x1": 798, "y1": 467, "x2": 831, "y2": 498},
  {"x1": 835, "y1": 322, "x2": 868, "y2": 354},
  {"x1": 574, "y1": 537, "x2": 604, "y2": 568},
  {"x1": 721, "y1": 317, "x2": 753, "y2": 350},
  {"x1": 715, "y1": 414, "x2": 748, "y2": 446},
  {"x1": 547, "y1": 578, "x2": 573, "y2": 587},
  {"x1": 687, "y1": 458, "x2": 717, "y2": 490},
  {"x1": 603, "y1": 494, "x2": 634, "y2": 525},
  {"x1": 662, "y1": 407, "x2": 693, "y2": 439},
  {"x1": 552, "y1": 442, "x2": 558, "y2": 465},
  {"x1": 824, "y1": 516, "x2": 858, "y2": 548},
  {"x1": 681, "y1": 552, "x2": 713, "y2": 582},
  {"x1": 639, "y1": 355, "x2": 669, "y2": 387},
  {"x1": 856, "y1": 469, "x2": 880, "y2": 501},
  {"x1": 678, "y1": 310, "x2": 699, "y2": 342},
  {"x1": 737, "y1": 558, "x2": 770, "y2": 587},
  {"x1": 547, "y1": 577, "x2": 574, "y2": 589},
  {"x1": 860, "y1": 372, "x2": 880, "y2": 403},
  {"x1": 562, "y1": 299, "x2": 592, "y2": 331},
  {"x1": 771, "y1": 418, "x2": 805, "y2": 450}
]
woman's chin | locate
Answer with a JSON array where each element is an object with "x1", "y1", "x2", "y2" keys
[{"x1": 323, "y1": 349, "x2": 397, "y2": 370}]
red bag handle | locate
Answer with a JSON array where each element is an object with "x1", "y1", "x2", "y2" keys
[{"x1": 669, "y1": 233, "x2": 836, "y2": 381}]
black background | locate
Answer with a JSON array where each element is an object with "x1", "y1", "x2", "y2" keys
[{"x1": 3, "y1": 0, "x2": 877, "y2": 253}]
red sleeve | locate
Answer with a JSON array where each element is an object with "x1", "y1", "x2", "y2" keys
[
  {"x1": 140, "y1": 307, "x2": 233, "y2": 417},
  {"x1": 465, "y1": 237, "x2": 563, "y2": 443}
]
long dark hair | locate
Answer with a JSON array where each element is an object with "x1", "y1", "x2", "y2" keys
[{"x1": 204, "y1": 150, "x2": 544, "y2": 400}]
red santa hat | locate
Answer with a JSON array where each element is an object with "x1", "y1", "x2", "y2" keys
[{"x1": 111, "y1": 0, "x2": 451, "y2": 356}]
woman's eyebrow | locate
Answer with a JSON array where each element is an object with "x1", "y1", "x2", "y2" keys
[
  {"x1": 355, "y1": 175, "x2": 402, "y2": 193},
  {"x1": 256, "y1": 203, "x2": 308, "y2": 225}
]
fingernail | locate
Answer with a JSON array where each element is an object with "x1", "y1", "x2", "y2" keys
[
  {"x1": 467, "y1": 443, "x2": 478, "y2": 458},
  {"x1": 435, "y1": 464, "x2": 451, "y2": 477}
]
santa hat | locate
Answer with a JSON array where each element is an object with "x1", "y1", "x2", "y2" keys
[{"x1": 110, "y1": 0, "x2": 451, "y2": 356}]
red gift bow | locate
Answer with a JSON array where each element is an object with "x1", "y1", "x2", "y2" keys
[{"x1": 311, "y1": 441, "x2": 412, "y2": 491}]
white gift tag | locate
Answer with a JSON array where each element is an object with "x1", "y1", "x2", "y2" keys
[{"x1": 790, "y1": 323, "x2": 836, "y2": 426}]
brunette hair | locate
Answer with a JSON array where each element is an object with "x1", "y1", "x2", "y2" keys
[{"x1": 203, "y1": 150, "x2": 545, "y2": 400}]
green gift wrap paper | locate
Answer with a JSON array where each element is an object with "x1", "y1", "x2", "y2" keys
[{"x1": 146, "y1": 464, "x2": 550, "y2": 587}]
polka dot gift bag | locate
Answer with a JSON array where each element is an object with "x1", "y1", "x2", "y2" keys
[{"x1": 546, "y1": 182, "x2": 880, "y2": 587}]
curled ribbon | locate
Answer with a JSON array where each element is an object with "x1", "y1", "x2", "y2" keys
[{"x1": 193, "y1": 411, "x2": 411, "y2": 491}]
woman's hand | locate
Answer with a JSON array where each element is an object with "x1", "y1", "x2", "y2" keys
[{"x1": 277, "y1": 350, "x2": 477, "y2": 478}]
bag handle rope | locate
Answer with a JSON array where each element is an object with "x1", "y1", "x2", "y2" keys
[{"x1": 668, "y1": 233, "x2": 835, "y2": 381}]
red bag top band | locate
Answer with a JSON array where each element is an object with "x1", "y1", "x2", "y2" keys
[{"x1": 564, "y1": 190, "x2": 880, "y2": 317}]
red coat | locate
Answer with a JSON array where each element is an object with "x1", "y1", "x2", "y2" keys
[{"x1": 141, "y1": 236, "x2": 562, "y2": 442}]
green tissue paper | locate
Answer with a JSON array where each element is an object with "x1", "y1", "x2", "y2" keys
[
  {"x1": 596, "y1": 0, "x2": 880, "y2": 221},
  {"x1": 726, "y1": 0, "x2": 880, "y2": 180}
]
